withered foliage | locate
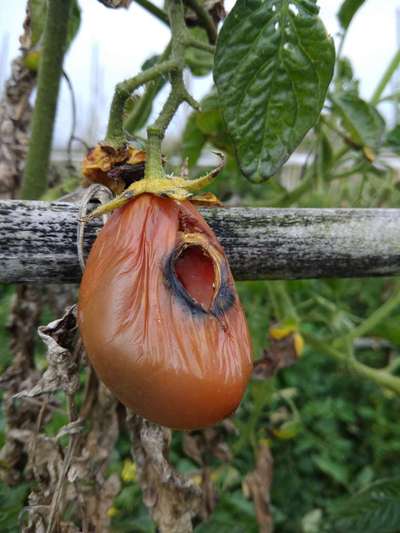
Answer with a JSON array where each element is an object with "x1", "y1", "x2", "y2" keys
[
  {"x1": 82, "y1": 144, "x2": 146, "y2": 194},
  {"x1": 183, "y1": 421, "x2": 237, "y2": 519},
  {"x1": 253, "y1": 330, "x2": 301, "y2": 380},
  {"x1": 243, "y1": 442, "x2": 274, "y2": 533},
  {"x1": 0, "y1": 285, "x2": 43, "y2": 485},
  {"x1": 1, "y1": 305, "x2": 120, "y2": 532},
  {"x1": 1, "y1": 297, "x2": 219, "y2": 532},
  {"x1": 127, "y1": 415, "x2": 203, "y2": 532},
  {"x1": 183, "y1": 421, "x2": 236, "y2": 467},
  {"x1": 0, "y1": 7, "x2": 36, "y2": 199}
]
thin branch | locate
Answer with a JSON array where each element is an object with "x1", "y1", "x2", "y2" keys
[
  {"x1": 105, "y1": 59, "x2": 178, "y2": 146},
  {"x1": 63, "y1": 71, "x2": 78, "y2": 168},
  {"x1": 305, "y1": 334, "x2": 400, "y2": 396},
  {"x1": 371, "y1": 49, "x2": 400, "y2": 106},
  {"x1": 133, "y1": 0, "x2": 169, "y2": 25},
  {"x1": 124, "y1": 42, "x2": 172, "y2": 134},
  {"x1": 183, "y1": 0, "x2": 218, "y2": 44},
  {"x1": 144, "y1": 0, "x2": 200, "y2": 179},
  {"x1": 345, "y1": 288, "x2": 400, "y2": 342},
  {"x1": 185, "y1": 35, "x2": 215, "y2": 54}
]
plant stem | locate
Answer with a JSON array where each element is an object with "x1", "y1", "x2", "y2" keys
[
  {"x1": 351, "y1": 359, "x2": 400, "y2": 395},
  {"x1": 185, "y1": 36, "x2": 215, "y2": 54},
  {"x1": 370, "y1": 49, "x2": 400, "y2": 106},
  {"x1": 272, "y1": 170, "x2": 314, "y2": 207},
  {"x1": 105, "y1": 59, "x2": 177, "y2": 147},
  {"x1": 133, "y1": 0, "x2": 169, "y2": 25},
  {"x1": 379, "y1": 90, "x2": 400, "y2": 103},
  {"x1": 144, "y1": 0, "x2": 199, "y2": 179},
  {"x1": 20, "y1": 0, "x2": 72, "y2": 200},
  {"x1": 328, "y1": 162, "x2": 365, "y2": 181},
  {"x1": 124, "y1": 42, "x2": 172, "y2": 134},
  {"x1": 106, "y1": 0, "x2": 201, "y2": 179},
  {"x1": 345, "y1": 287, "x2": 400, "y2": 342},
  {"x1": 267, "y1": 281, "x2": 298, "y2": 323},
  {"x1": 321, "y1": 115, "x2": 349, "y2": 142},
  {"x1": 183, "y1": 0, "x2": 218, "y2": 44},
  {"x1": 305, "y1": 334, "x2": 400, "y2": 395}
]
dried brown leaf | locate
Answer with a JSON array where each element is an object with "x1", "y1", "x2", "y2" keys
[
  {"x1": 183, "y1": 424, "x2": 233, "y2": 466},
  {"x1": 243, "y1": 442, "x2": 273, "y2": 533},
  {"x1": 13, "y1": 306, "x2": 80, "y2": 399},
  {"x1": 0, "y1": 8, "x2": 36, "y2": 198},
  {"x1": 253, "y1": 329, "x2": 300, "y2": 380},
  {"x1": 199, "y1": 467, "x2": 218, "y2": 519},
  {"x1": 128, "y1": 414, "x2": 202, "y2": 533},
  {"x1": 82, "y1": 143, "x2": 146, "y2": 193},
  {"x1": 183, "y1": 433, "x2": 204, "y2": 466},
  {"x1": 0, "y1": 285, "x2": 43, "y2": 484}
]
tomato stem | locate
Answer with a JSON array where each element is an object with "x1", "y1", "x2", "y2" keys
[
  {"x1": 305, "y1": 333, "x2": 400, "y2": 396},
  {"x1": 132, "y1": 0, "x2": 170, "y2": 26},
  {"x1": 105, "y1": 0, "x2": 210, "y2": 181},
  {"x1": 124, "y1": 42, "x2": 172, "y2": 135},
  {"x1": 105, "y1": 59, "x2": 178, "y2": 148},
  {"x1": 182, "y1": 0, "x2": 218, "y2": 44},
  {"x1": 144, "y1": 0, "x2": 200, "y2": 180}
]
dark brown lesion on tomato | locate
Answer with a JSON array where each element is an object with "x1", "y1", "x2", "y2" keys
[{"x1": 163, "y1": 234, "x2": 235, "y2": 318}]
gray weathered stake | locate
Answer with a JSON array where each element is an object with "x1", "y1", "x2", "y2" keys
[{"x1": 0, "y1": 200, "x2": 399, "y2": 283}]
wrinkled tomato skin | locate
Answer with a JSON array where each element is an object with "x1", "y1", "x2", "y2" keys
[{"x1": 78, "y1": 194, "x2": 252, "y2": 430}]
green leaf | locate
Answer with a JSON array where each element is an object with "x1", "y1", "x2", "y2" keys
[
  {"x1": 385, "y1": 124, "x2": 400, "y2": 154},
  {"x1": 331, "y1": 93, "x2": 385, "y2": 151},
  {"x1": 213, "y1": 0, "x2": 335, "y2": 182},
  {"x1": 334, "y1": 57, "x2": 360, "y2": 95},
  {"x1": 0, "y1": 481, "x2": 30, "y2": 532},
  {"x1": 185, "y1": 28, "x2": 214, "y2": 77},
  {"x1": 67, "y1": 0, "x2": 81, "y2": 50},
  {"x1": 182, "y1": 112, "x2": 207, "y2": 166},
  {"x1": 28, "y1": 0, "x2": 81, "y2": 51},
  {"x1": 196, "y1": 92, "x2": 224, "y2": 136},
  {"x1": 338, "y1": 0, "x2": 366, "y2": 30},
  {"x1": 313, "y1": 455, "x2": 350, "y2": 486},
  {"x1": 29, "y1": 0, "x2": 47, "y2": 47},
  {"x1": 184, "y1": 92, "x2": 234, "y2": 155},
  {"x1": 328, "y1": 478, "x2": 400, "y2": 533}
]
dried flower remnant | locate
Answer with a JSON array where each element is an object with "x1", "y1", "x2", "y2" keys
[{"x1": 82, "y1": 143, "x2": 146, "y2": 194}]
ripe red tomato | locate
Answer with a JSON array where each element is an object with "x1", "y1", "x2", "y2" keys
[{"x1": 78, "y1": 194, "x2": 252, "y2": 430}]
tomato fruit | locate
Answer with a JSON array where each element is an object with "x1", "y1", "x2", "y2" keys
[{"x1": 78, "y1": 194, "x2": 252, "y2": 430}]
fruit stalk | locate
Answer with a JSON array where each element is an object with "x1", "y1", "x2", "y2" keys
[{"x1": 144, "y1": 0, "x2": 200, "y2": 180}]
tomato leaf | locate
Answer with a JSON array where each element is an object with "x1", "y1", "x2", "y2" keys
[
  {"x1": 182, "y1": 112, "x2": 207, "y2": 166},
  {"x1": 331, "y1": 93, "x2": 385, "y2": 151},
  {"x1": 328, "y1": 478, "x2": 400, "y2": 533},
  {"x1": 213, "y1": 0, "x2": 335, "y2": 182},
  {"x1": 67, "y1": 0, "x2": 81, "y2": 50},
  {"x1": 28, "y1": 0, "x2": 81, "y2": 50},
  {"x1": 338, "y1": 0, "x2": 366, "y2": 30},
  {"x1": 385, "y1": 125, "x2": 400, "y2": 154},
  {"x1": 185, "y1": 28, "x2": 214, "y2": 77},
  {"x1": 29, "y1": 0, "x2": 48, "y2": 47}
]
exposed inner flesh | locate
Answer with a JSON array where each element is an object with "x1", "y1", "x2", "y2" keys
[{"x1": 174, "y1": 245, "x2": 215, "y2": 310}]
